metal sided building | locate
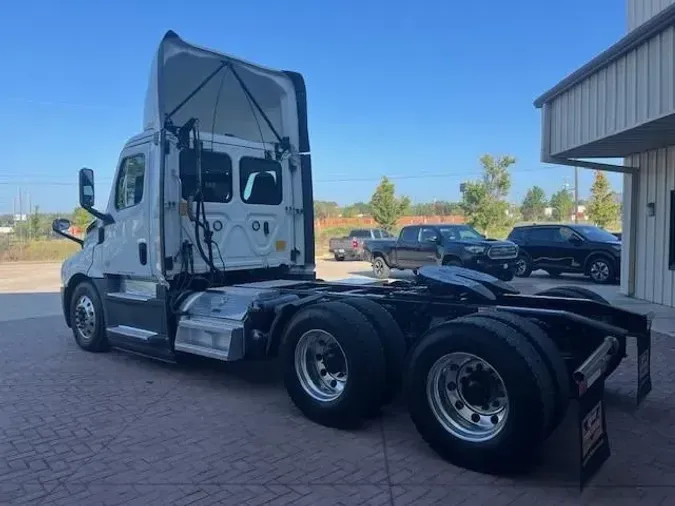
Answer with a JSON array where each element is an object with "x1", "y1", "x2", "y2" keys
[{"x1": 535, "y1": 0, "x2": 675, "y2": 307}]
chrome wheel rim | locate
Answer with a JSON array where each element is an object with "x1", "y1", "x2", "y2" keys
[
  {"x1": 515, "y1": 259, "x2": 527, "y2": 276},
  {"x1": 426, "y1": 352, "x2": 509, "y2": 442},
  {"x1": 373, "y1": 259, "x2": 385, "y2": 277},
  {"x1": 74, "y1": 295, "x2": 96, "y2": 341},
  {"x1": 294, "y1": 329, "x2": 348, "y2": 402},
  {"x1": 590, "y1": 260, "x2": 609, "y2": 281}
]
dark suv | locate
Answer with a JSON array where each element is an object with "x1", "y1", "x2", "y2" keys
[{"x1": 507, "y1": 224, "x2": 621, "y2": 284}]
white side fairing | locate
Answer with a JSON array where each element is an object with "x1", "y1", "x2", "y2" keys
[{"x1": 147, "y1": 31, "x2": 307, "y2": 276}]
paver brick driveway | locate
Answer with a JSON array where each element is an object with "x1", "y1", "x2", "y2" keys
[{"x1": 1, "y1": 314, "x2": 675, "y2": 505}]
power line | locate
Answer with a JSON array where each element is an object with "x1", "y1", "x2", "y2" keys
[{"x1": 0, "y1": 166, "x2": 561, "y2": 187}]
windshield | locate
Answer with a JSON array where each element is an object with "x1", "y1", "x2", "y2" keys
[
  {"x1": 574, "y1": 226, "x2": 619, "y2": 242},
  {"x1": 438, "y1": 225, "x2": 483, "y2": 241}
]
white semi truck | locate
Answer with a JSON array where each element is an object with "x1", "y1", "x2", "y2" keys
[{"x1": 53, "y1": 31, "x2": 653, "y2": 490}]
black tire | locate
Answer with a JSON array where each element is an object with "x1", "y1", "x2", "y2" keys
[
  {"x1": 372, "y1": 256, "x2": 391, "y2": 279},
  {"x1": 405, "y1": 315, "x2": 555, "y2": 475},
  {"x1": 586, "y1": 255, "x2": 616, "y2": 284},
  {"x1": 514, "y1": 255, "x2": 532, "y2": 278},
  {"x1": 341, "y1": 298, "x2": 407, "y2": 406},
  {"x1": 498, "y1": 270, "x2": 515, "y2": 282},
  {"x1": 334, "y1": 254, "x2": 345, "y2": 262},
  {"x1": 69, "y1": 281, "x2": 109, "y2": 352},
  {"x1": 477, "y1": 311, "x2": 570, "y2": 437},
  {"x1": 535, "y1": 286, "x2": 624, "y2": 376},
  {"x1": 443, "y1": 258, "x2": 462, "y2": 267},
  {"x1": 537, "y1": 286, "x2": 607, "y2": 305},
  {"x1": 280, "y1": 301, "x2": 387, "y2": 429}
]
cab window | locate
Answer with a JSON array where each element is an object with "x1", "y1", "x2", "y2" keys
[
  {"x1": 240, "y1": 157, "x2": 283, "y2": 205},
  {"x1": 114, "y1": 154, "x2": 146, "y2": 210},
  {"x1": 179, "y1": 149, "x2": 232, "y2": 203}
]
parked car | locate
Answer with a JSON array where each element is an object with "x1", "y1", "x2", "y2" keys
[
  {"x1": 363, "y1": 224, "x2": 519, "y2": 280},
  {"x1": 328, "y1": 228, "x2": 394, "y2": 261},
  {"x1": 507, "y1": 224, "x2": 621, "y2": 284}
]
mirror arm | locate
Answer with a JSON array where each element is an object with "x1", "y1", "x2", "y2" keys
[
  {"x1": 51, "y1": 227, "x2": 83, "y2": 246},
  {"x1": 83, "y1": 206, "x2": 114, "y2": 225}
]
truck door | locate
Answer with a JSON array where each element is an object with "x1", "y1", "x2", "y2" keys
[
  {"x1": 396, "y1": 226, "x2": 420, "y2": 268},
  {"x1": 100, "y1": 142, "x2": 154, "y2": 278},
  {"x1": 417, "y1": 227, "x2": 441, "y2": 264}
]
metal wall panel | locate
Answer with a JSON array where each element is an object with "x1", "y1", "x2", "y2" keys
[
  {"x1": 547, "y1": 27, "x2": 675, "y2": 157},
  {"x1": 629, "y1": 0, "x2": 675, "y2": 32},
  {"x1": 627, "y1": 145, "x2": 675, "y2": 306}
]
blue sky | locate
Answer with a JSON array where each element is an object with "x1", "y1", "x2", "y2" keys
[{"x1": 0, "y1": 0, "x2": 626, "y2": 214}]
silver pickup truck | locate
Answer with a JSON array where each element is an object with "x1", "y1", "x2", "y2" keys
[{"x1": 328, "y1": 228, "x2": 394, "y2": 261}]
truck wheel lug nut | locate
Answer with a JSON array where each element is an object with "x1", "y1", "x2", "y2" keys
[
  {"x1": 330, "y1": 380, "x2": 337, "y2": 388},
  {"x1": 320, "y1": 369, "x2": 327, "y2": 376},
  {"x1": 491, "y1": 415, "x2": 499, "y2": 425},
  {"x1": 447, "y1": 382, "x2": 457, "y2": 391},
  {"x1": 455, "y1": 401, "x2": 464, "y2": 410},
  {"x1": 471, "y1": 413, "x2": 480, "y2": 423}
]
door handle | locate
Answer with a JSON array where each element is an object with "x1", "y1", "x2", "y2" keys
[
  {"x1": 138, "y1": 241, "x2": 147, "y2": 265},
  {"x1": 263, "y1": 221, "x2": 269, "y2": 236}
]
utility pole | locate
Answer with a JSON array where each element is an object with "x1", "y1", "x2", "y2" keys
[{"x1": 574, "y1": 166, "x2": 579, "y2": 223}]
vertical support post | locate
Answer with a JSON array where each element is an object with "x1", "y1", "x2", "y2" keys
[{"x1": 574, "y1": 166, "x2": 579, "y2": 223}]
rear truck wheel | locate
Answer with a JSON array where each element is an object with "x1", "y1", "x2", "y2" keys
[
  {"x1": 334, "y1": 253, "x2": 345, "y2": 262},
  {"x1": 341, "y1": 298, "x2": 407, "y2": 407},
  {"x1": 280, "y1": 301, "x2": 387, "y2": 429},
  {"x1": 69, "y1": 281, "x2": 109, "y2": 352},
  {"x1": 514, "y1": 256, "x2": 532, "y2": 278},
  {"x1": 372, "y1": 256, "x2": 391, "y2": 279},
  {"x1": 405, "y1": 315, "x2": 555, "y2": 475},
  {"x1": 587, "y1": 255, "x2": 615, "y2": 284},
  {"x1": 535, "y1": 286, "x2": 624, "y2": 377},
  {"x1": 476, "y1": 311, "x2": 570, "y2": 436}
]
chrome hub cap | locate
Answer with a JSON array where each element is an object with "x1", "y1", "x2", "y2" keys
[
  {"x1": 74, "y1": 295, "x2": 96, "y2": 341},
  {"x1": 590, "y1": 260, "x2": 609, "y2": 281},
  {"x1": 294, "y1": 329, "x2": 348, "y2": 402},
  {"x1": 515, "y1": 259, "x2": 527, "y2": 276},
  {"x1": 373, "y1": 259, "x2": 385, "y2": 276},
  {"x1": 426, "y1": 352, "x2": 509, "y2": 442}
]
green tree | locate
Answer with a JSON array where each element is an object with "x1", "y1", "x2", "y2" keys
[
  {"x1": 587, "y1": 170, "x2": 620, "y2": 228},
  {"x1": 71, "y1": 207, "x2": 93, "y2": 230},
  {"x1": 313, "y1": 201, "x2": 340, "y2": 220},
  {"x1": 369, "y1": 176, "x2": 410, "y2": 232},
  {"x1": 549, "y1": 188, "x2": 574, "y2": 221},
  {"x1": 520, "y1": 186, "x2": 547, "y2": 222},
  {"x1": 28, "y1": 206, "x2": 41, "y2": 239},
  {"x1": 460, "y1": 154, "x2": 516, "y2": 235}
]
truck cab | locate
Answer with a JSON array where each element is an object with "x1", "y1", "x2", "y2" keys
[{"x1": 56, "y1": 30, "x2": 315, "y2": 361}]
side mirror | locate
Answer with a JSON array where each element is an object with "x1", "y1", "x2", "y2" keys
[
  {"x1": 51, "y1": 218, "x2": 83, "y2": 246},
  {"x1": 52, "y1": 218, "x2": 72, "y2": 233},
  {"x1": 79, "y1": 168, "x2": 95, "y2": 208}
]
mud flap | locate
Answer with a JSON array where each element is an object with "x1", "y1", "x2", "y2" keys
[
  {"x1": 636, "y1": 330, "x2": 652, "y2": 406},
  {"x1": 577, "y1": 368, "x2": 610, "y2": 491},
  {"x1": 574, "y1": 337, "x2": 614, "y2": 491}
]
